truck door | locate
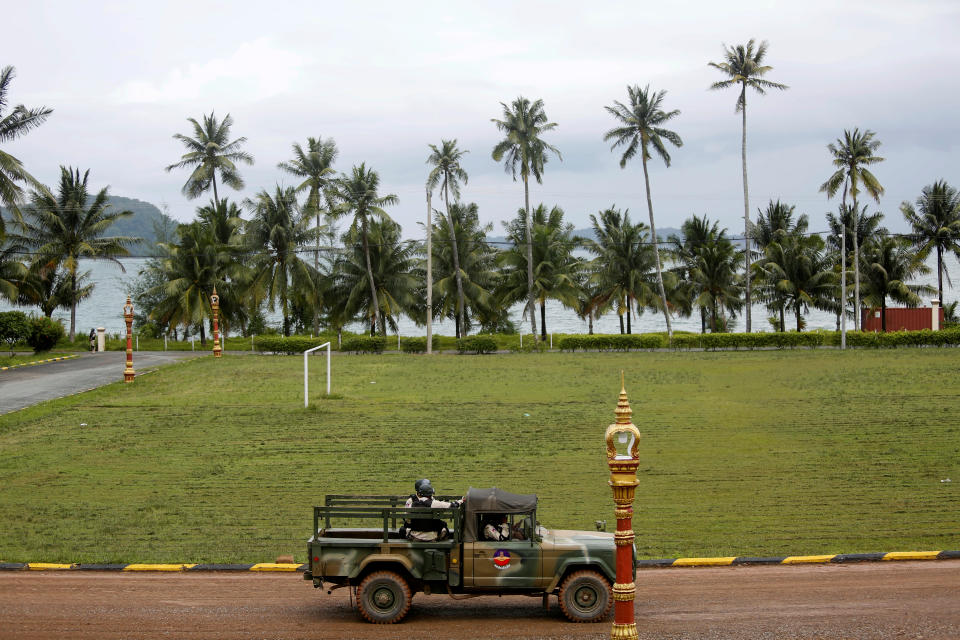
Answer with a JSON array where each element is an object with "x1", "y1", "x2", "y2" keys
[{"x1": 468, "y1": 512, "x2": 546, "y2": 588}]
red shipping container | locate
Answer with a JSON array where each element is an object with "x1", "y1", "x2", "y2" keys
[{"x1": 861, "y1": 306, "x2": 944, "y2": 332}]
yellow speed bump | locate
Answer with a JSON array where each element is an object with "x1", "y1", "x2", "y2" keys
[
  {"x1": 27, "y1": 563, "x2": 74, "y2": 570},
  {"x1": 882, "y1": 551, "x2": 940, "y2": 561},
  {"x1": 250, "y1": 563, "x2": 301, "y2": 572},
  {"x1": 672, "y1": 557, "x2": 736, "y2": 567},
  {"x1": 123, "y1": 564, "x2": 196, "y2": 572},
  {"x1": 782, "y1": 555, "x2": 835, "y2": 564}
]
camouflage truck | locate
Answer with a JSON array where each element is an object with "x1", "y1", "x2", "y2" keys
[{"x1": 305, "y1": 487, "x2": 627, "y2": 624}]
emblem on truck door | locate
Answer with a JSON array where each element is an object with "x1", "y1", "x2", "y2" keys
[{"x1": 493, "y1": 549, "x2": 511, "y2": 569}]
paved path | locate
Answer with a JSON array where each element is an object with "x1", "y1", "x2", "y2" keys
[
  {"x1": 0, "y1": 352, "x2": 203, "y2": 415},
  {"x1": 0, "y1": 562, "x2": 958, "y2": 639}
]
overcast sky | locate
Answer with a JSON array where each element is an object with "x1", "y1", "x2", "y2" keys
[{"x1": 5, "y1": 0, "x2": 959, "y2": 238}]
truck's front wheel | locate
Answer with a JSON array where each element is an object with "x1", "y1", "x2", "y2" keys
[
  {"x1": 558, "y1": 570, "x2": 612, "y2": 623},
  {"x1": 357, "y1": 571, "x2": 412, "y2": 624}
]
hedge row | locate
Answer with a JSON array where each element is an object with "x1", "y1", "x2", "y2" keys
[{"x1": 253, "y1": 329, "x2": 960, "y2": 355}]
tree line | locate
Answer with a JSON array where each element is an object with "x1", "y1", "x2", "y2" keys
[{"x1": 2, "y1": 42, "x2": 960, "y2": 344}]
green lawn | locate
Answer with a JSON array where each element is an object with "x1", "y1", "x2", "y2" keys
[{"x1": 1, "y1": 350, "x2": 957, "y2": 564}]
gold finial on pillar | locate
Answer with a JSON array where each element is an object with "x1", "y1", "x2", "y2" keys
[
  {"x1": 604, "y1": 372, "x2": 639, "y2": 640},
  {"x1": 123, "y1": 296, "x2": 135, "y2": 383},
  {"x1": 211, "y1": 287, "x2": 222, "y2": 358}
]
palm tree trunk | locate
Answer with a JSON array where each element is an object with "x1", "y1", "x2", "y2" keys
[
  {"x1": 779, "y1": 305, "x2": 785, "y2": 332},
  {"x1": 740, "y1": 84, "x2": 752, "y2": 334},
  {"x1": 588, "y1": 311, "x2": 594, "y2": 335},
  {"x1": 937, "y1": 246, "x2": 943, "y2": 302},
  {"x1": 200, "y1": 321, "x2": 206, "y2": 346},
  {"x1": 69, "y1": 267, "x2": 77, "y2": 342},
  {"x1": 454, "y1": 315, "x2": 460, "y2": 340},
  {"x1": 523, "y1": 173, "x2": 538, "y2": 342},
  {"x1": 540, "y1": 300, "x2": 546, "y2": 340},
  {"x1": 361, "y1": 217, "x2": 382, "y2": 335},
  {"x1": 881, "y1": 297, "x2": 887, "y2": 332},
  {"x1": 619, "y1": 313, "x2": 624, "y2": 334},
  {"x1": 700, "y1": 307, "x2": 706, "y2": 334},
  {"x1": 313, "y1": 197, "x2": 320, "y2": 336},
  {"x1": 444, "y1": 181, "x2": 467, "y2": 338},
  {"x1": 626, "y1": 302, "x2": 632, "y2": 334},
  {"x1": 640, "y1": 148, "x2": 673, "y2": 338},
  {"x1": 840, "y1": 184, "x2": 848, "y2": 349},
  {"x1": 426, "y1": 188, "x2": 433, "y2": 354},
  {"x1": 796, "y1": 302, "x2": 802, "y2": 332},
  {"x1": 852, "y1": 194, "x2": 860, "y2": 331},
  {"x1": 212, "y1": 173, "x2": 219, "y2": 204}
]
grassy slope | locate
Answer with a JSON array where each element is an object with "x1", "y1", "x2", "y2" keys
[{"x1": 0, "y1": 350, "x2": 957, "y2": 564}]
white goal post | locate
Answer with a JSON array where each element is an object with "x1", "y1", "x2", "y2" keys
[{"x1": 304, "y1": 342, "x2": 331, "y2": 407}]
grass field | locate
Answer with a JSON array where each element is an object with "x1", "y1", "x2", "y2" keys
[{"x1": 1, "y1": 350, "x2": 957, "y2": 564}]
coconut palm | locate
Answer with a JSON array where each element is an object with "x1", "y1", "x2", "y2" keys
[
  {"x1": 750, "y1": 201, "x2": 808, "y2": 331},
  {"x1": 819, "y1": 128, "x2": 885, "y2": 329},
  {"x1": 427, "y1": 202, "x2": 497, "y2": 338},
  {"x1": 21, "y1": 167, "x2": 136, "y2": 340},
  {"x1": 244, "y1": 186, "x2": 321, "y2": 336},
  {"x1": 900, "y1": 180, "x2": 960, "y2": 304},
  {"x1": 709, "y1": 39, "x2": 788, "y2": 333},
  {"x1": 491, "y1": 97, "x2": 561, "y2": 342},
  {"x1": 825, "y1": 204, "x2": 886, "y2": 330},
  {"x1": 166, "y1": 111, "x2": 253, "y2": 202},
  {"x1": 757, "y1": 232, "x2": 835, "y2": 331},
  {"x1": 0, "y1": 233, "x2": 27, "y2": 302},
  {"x1": 670, "y1": 216, "x2": 743, "y2": 333},
  {"x1": 860, "y1": 234, "x2": 933, "y2": 331},
  {"x1": 604, "y1": 84, "x2": 682, "y2": 338},
  {"x1": 333, "y1": 218, "x2": 418, "y2": 335},
  {"x1": 426, "y1": 139, "x2": 469, "y2": 335},
  {"x1": 0, "y1": 66, "x2": 53, "y2": 235},
  {"x1": 327, "y1": 164, "x2": 398, "y2": 335},
  {"x1": 497, "y1": 204, "x2": 584, "y2": 338},
  {"x1": 586, "y1": 206, "x2": 659, "y2": 334},
  {"x1": 278, "y1": 136, "x2": 338, "y2": 334}
]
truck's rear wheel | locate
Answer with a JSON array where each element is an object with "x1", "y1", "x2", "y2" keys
[
  {"x1": 357, "y1": 571, "x2": 412, "y2": 624},
  {"x1": 558, "y1": 570, "x2": 612, "y2": 623}
]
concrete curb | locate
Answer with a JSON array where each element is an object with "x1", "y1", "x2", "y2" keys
[
  {"x1": 3, "y1": 551, "x2": 959, "y2": 572},
  {"x1": 0, "y1": 354, "x2": 79, "y2": 371}
]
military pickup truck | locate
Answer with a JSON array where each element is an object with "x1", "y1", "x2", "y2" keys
[{"x1": 305, "y1": 487, "x2": 627, "y2": 624}]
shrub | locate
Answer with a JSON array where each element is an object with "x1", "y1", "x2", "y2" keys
[
  {"x1": 0, "y1": 311, "x2": 31, "y2": 355},
  {"x1": 253, "y1": 335, "x2": 335, "y2": 355},
  {"x1": 27, "y1": 316, "x2": 65, "y2": 353},
  {"x1": 457, "y1": 335, "x2": 497, "y2": 354},
  {"x1": 401, "y1": 338, "x2": 427, "y2": 353},
  {"x1": 557, "y1": 334, "x2": 664, "y2": 352},
  {"x1": 340, "y1": 336, "x2": 386, "y2": 354}
]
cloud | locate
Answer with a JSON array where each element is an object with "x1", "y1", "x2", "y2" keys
[{"x1": 111, "y1": 38, "x2": 306, "y2": 104}]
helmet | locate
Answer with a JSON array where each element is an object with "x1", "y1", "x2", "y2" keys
[
  {"x1": 414, "y1": 478, "x2": 429, "y2": 493},
  {"x1": 418, "y1": 480, "x2": 435, "y2": 497}
]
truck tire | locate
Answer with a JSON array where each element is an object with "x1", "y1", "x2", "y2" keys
[
  {"x1": 357, "y1": 570, "x2": 412, "y2": 624},
  {"x1": 558, "y1": 570, "x2": 612, "y2": 623}
]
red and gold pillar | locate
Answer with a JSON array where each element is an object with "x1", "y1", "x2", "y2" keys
[
  {"x1": 123, "y1": 296, "x2": 135, "y2": 383},
  {"x1": 605, "y1": 373, "x2": 640, "y2": 639},
  {"x1": 211, "y1": 287, "x2": 222, "y2": 358}
]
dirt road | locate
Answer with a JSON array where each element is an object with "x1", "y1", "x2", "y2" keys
[{"x1": 1, "y1": 561, "x2": 957, "y2": 639}]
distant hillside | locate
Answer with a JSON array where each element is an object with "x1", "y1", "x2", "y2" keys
[
  {"x1": 2, "y1": 196, "x2": 178, "y2": 256},
  {"x1": 486, "y1": 226, "x2": 682, "y2": 246}
]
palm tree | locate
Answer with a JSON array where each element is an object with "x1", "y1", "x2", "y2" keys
[
  {"x1": 165, "y1": 111, "x2": 253, "y2": 202},
  {"x1": 757, "y1": 232, "x2": 835, "y2": 331},
  {"x1": 0, "y1": 66, "x2": 53, "y2": 235},
  {"x1": 426, "y1": 202, "x2": 497, "y2": 338},
  {"x1": 670, "y1": 214, "x2": 741, "y2": 333},
  {"x1": 497, "y1": 204, "x2": 584, "y2": 338},
  {"x1": 491, "y1": 97, "x2": 561, "y2": 342},
  {"x1": 750, "y1": 201, "x2": 808, "y2": 331},
  {"x1": 426, "y1": 139, "x2": 469, "y2": 335},
  {"x1": 825, "y1": 204, "x2": 886, "y2": 330},
  {"x1": 819, "y1": 128, "x2": 885, "y2": 330},
  {"x1": 278, "y1": 136, "x2": 338, "y2": 334},
  {"x1": 901, "y1": 180, "x2": 960, "y2": 304},
  {"x1": 334, "y1": 218, "x2": 418, "y2": 335},
  {"x1": 0, "y1": 233, "x2": 27, "y2": 302},
  {"x1": 709, "y1": 39, "x2": 788, "y2": 333},
  {"x1": 586, "y1": 207, "x2": 659, "y2": 334},
  {"x1": 328, "y1": 164, "x2": 398, "y2": 335},
  {"x1": 861, "y1": 234, "x2": 933, "y2": 331},
  {"x1": 244, "y1": 186, "x2": 320, "y2": 336},
  {"x1": 604, "y1": 84, "x2": 682, "y2": 338},
  {"x1": 21, "y1": 167, "x2": 136, "y2": 340}
]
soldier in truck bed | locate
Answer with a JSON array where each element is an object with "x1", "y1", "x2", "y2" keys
[{"x1": 400, "y1": 480, "x2": 462, "y2": 542}]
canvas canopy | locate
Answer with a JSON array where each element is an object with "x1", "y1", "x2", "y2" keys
[{"x1": 463, "y1": 487, "x2": 537, "y2": 542}]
